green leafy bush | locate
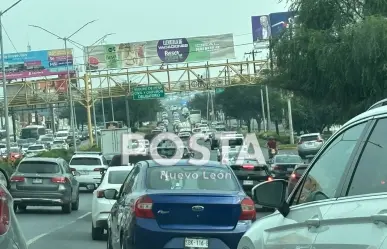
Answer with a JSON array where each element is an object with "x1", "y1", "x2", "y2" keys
[
  {"x1": 0, "y1": 162, "x2": 15, "y2": 176},
  {"x1": 256, "y1": 131, "x2": 292, "y2": 145},
  {"x1": 34, "y1": 149, "x2": 74, "y2": 162}
]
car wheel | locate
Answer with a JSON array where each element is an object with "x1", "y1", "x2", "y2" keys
[
  {"x1": 62, "y1": 202, "x2": 72, "y2": 214},
  {"x1": 91, "y1": 223, "x2": 104, "y2": 240},
  {"x1": 72, "y1": 194, "x2": 79, "y2": 211}
]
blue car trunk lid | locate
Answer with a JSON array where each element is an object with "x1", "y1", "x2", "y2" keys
[{"x1": 148, "y1": 192, "x2": 242, "y2": 231}]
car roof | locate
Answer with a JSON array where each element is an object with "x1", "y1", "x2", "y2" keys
[
  {"x1": 342, "y1": 105, "x2": 387, "y2": 127},
  {"x1": 21, "y1": 157, "x2": 62, "y2": 163},
  {"x1": 145, "y1": 159, "x2": 222, "y2": 168}
]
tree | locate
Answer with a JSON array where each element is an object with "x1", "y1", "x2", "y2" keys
[
  {"x1": 59, "y1": 97, "x2": 161, "y2": 128},
  {"x1": 268, "y1": 0, "x2": 387, "y2": 121},
  {"x1": 187, "y1": 94, "x2": 209, "y2": 116}
]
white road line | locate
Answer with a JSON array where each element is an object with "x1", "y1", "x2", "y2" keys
[{"x1": 26, "y1": 211, "x2": 91, "y2": 246}]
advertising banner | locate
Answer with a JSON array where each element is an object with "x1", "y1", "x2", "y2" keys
[
  {"x1": 251, "y1": 15, "x2": 271, "y2": 42},
  {"x1": 85, "y1": 34, "x2": 235, "y2": 70},
  {"x1": 269, "y1": 11, "x2": 295, "y2": 38},
  {"x1": 0, "y1": 49, "x2": 74, "y2": 80}
]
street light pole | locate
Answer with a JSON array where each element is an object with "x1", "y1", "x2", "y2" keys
[
  {"x1": 63, "y1": 38, "x2": 77, "y2": 150},
  {"x1": 0, "y1": 0, "x2": 23, "y2": 158},
  {"x1": 68, "y1": 33, "x2": 114, "y2": 147},
  {"x1": 29, "y1": 20, "x2": 97, "y2": 151}
]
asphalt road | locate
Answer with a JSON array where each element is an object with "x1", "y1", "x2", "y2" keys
[{"x1": 17, "y1": 118, "x2": 297, "y2": 249}]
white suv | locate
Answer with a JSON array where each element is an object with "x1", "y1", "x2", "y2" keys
[
  {"x1": 69, "y1": 152, "x2": 108, "y2": 190},
  {"x1": 238, "y1": 101, "x2": 387, "y2": 249}
]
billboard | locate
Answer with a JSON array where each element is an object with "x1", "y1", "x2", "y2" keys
[
  {"x1": 0, "y1": 49, "x2": 74, "y2": 80},
  {"x1": 269, "y1": 11, "x2": 295, "y2": 38},
  {"x1": 251, "y1": 15, "x2": 271, "y2": 42},
  {"x1": 84, "y1": 33, "x2": 235, "y2": 70}
]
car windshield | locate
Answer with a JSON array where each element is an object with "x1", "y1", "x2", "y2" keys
[
  {"x1": 53, "y1": 141, "x2": 64, "y2": 144},
  {"x1": 70, "y1": 157, "x2": 101, "y2": 166},
  {"x1": 28, "y1": 145, "x2": 44, "y2": 150},
  {"x1": 56, "y1": 133, "x2": 68, "y2": 137},
  {"x1": 108, "y1": 170, "x2": 131, "y2": 184},
  {"x1": 0, "y1": 144, "x2": 5, "y2": 149},
  {"x1": 275, "y1": 155, "x2": 303, "y2": 164},
  {"x1": 146, "y1": 166, "x2": 239, "y2": 191},
  {"x1": 41, "y1": 137, "x2": 53, "y2": 141},
  {"x1": 18, "y1": 161, "x2": 60, "y2": 174}
]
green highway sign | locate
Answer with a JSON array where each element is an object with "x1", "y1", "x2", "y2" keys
[
  {"x1": 132, "y1": 85, "x2": 165, "y2": 100},
  {"x1": 215, "y1": 87, "x2": 225, "y2": 94}
]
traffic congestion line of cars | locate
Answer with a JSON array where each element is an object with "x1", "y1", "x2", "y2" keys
[{"x1": 8, "y1": 100, "x2": 387, "y2": 249}]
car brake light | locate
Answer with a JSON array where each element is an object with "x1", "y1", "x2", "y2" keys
[
  {"x1": 267, "y1": 176, "x2": 273, "y2": 181},
  {"x1": 51, "y1": 177, "x2": 68, "y2": 183},
  {"x1": 10, "y1": 176, "x2": 25, "y2": 182},
  {"x1": 242, "y1": 164, "x2": 254, "y2": 170},
  {"x1": 271, "y1": 165, "x2": 279, "y2": 170},
  {"x1": 291, "y1": 173, "x2": 297, "y2": 179},
  {"x1": 0, "y1": 190, "x2": 10, "y2": 235},
  {"x1": 94, "y1": 168, "x2": 102, "y2": 171},
  {"x1": 96, "y1": 190, "x2": 104, "y2": 198},
  {"x1": 70, "y1": 168, "x2": 76, "y2": 171},
  {"x1": 134, "y1": 195, "x2": 154, "y2": 219},
  {"x1": 239, "y1": 198, "x2": 256, "y2": 220},
  {"x1": 316, "y1": 139, "x2": 323, "y2": 142}
]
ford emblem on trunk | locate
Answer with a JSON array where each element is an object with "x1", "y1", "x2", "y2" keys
[{"x1": 192, "y1": 205, "x2": 204, "y2": 212}]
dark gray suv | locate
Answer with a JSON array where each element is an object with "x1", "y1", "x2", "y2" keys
[{"x1": 9, "y1": 157, "x2": 80, "y2": 213}]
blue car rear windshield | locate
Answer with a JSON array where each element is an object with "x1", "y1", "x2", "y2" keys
[{"x1": 146, "y1": 166, "x2": 239, "y2": 191}]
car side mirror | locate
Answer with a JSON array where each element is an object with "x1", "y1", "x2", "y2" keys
[
  {"x1": 104, "y1": 189, "x2": 118, "y2": 199},
  {"x1": 0, "y1": 168, "x2": 10, "y2": 190},
  {"x1": 252, "y1": 179, "x2": 289, "y2": 216}
]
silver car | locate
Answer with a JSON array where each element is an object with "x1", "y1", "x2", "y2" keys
[
  {"x1": 0, "y1": 168, "x2": 28, "y2": 249},
  {"x1": 9, "y1": 157, "x2": 80, "y2": 213},
  {"x1": 297, "y1": 133, "x2": 324, "y2": 158}
]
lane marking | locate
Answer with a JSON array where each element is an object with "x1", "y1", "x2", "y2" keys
[{"x1": 26, "y1": 211, "x2": 91, "y2": 245}]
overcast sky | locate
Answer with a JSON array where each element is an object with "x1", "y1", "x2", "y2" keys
[{"x1": 1, "y1": 0, "x2": 287, "y2": 62}]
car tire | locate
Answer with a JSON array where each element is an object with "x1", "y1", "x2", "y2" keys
[
  {"x1": 91, "y1": 223, "x2": 104, "y2": 240},
  {"x1": 62, "y1": 202, "x2": 72, "y2": 214},
  {"x1": 72, "y1": 194, "x2": 79, "y2": 211}
]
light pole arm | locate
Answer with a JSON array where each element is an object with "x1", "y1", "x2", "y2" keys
[
  {"x1": 28, "y1": 25, "x2": 62, "y2": 39},
  {"x1": 2, "y1": 0, "x2": 22, "y2": 15},
  {"x1": 67, "y1": 19, "x2": 97, "y2": 39}
]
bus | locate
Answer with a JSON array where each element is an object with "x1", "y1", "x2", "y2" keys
[{"x1": 20, "y1": 125, "x2": 46, "y2": 140}]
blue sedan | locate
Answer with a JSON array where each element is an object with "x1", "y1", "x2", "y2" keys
[{"x1": 104, "y1": 159, "x2": 256, "y2": 249}]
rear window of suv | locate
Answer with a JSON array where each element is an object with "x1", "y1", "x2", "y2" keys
[
  {"x1": 300, "y1": 135, "x2": 319, "y2": 142},
  {"x1": 70, "y1": 157, "x2": 101, "y2": 166},
  {"x1": 146, "y1": 166, "x2": 239, "y2": 191},
  {"x1": 18, "y1": 161, "x2": 60, "y2": 173}
]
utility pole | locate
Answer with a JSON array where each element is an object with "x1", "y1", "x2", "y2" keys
[
  {"x1": 1, "y1": 0, "x2": 23, "y2": 158},
  {"x1": 244, "y1": 50, "x2": 262, "y2": 74}
]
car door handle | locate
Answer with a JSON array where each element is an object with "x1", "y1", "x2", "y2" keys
[
  {"x1": 371, "y1": 213, "x2": 387, "y2": 224},
  {"x1": 305, "y1": 217, "x2": 320, "y2": 228}
]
